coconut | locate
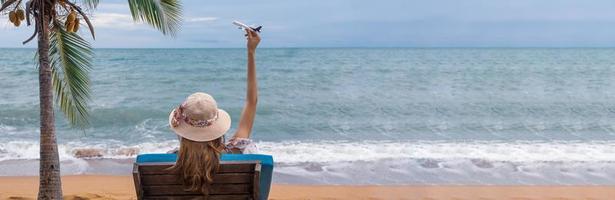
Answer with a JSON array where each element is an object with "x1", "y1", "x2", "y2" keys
[
  {"x1": 73, "y1": 18, "x2": 80, "y2": 32},
  {"x1": 66, "y1": 21, "x2": 75, "y2": 32},
  {"x1": 67, "y1": 11, "x2": 76, "y2": 22},
  {"x1": 8, "y1": 11, "x2": 16, "y2": 23},
  {"x1": 64, "y1": 18, "x2": 74, "y2": 32},
  {"x1": 16, "y1": 9, "x2": 25, "y2": 21},
  {"x1": 13, "y1": 19, "x2": 20, "y2": 27}
]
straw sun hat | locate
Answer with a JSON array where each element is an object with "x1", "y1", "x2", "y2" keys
[{"x1": 168, "y1": 92, "x2": 231, "y2": 142}]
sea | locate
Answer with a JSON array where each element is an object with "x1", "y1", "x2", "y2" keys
[{"x1": 1, "y1": 48, "x2": 615, "y2": 185}]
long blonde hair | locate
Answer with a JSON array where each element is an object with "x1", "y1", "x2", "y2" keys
[{"x1": 169, "y1": 137, "x2": 225, "y2": 194}]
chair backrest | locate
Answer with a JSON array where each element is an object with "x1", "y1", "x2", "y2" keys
[{"x1": 133, "y1": 161, "x2": 261, "y2": 200}]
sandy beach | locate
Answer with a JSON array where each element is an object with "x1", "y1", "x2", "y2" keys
[
  {"x1": 0, "y1": 176, "x2": 612, "y2": 200},
  {"x1": 3, "y1": 0, "x2": 615, "y2": 199}
]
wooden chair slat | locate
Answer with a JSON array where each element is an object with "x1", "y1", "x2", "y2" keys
[
  {"x1": 143, "y1": 194, "x2": 251, "y2": 200},
  {"x1": 141, "y1": 174, "x2": 254, "y2": 185},
  {"x1": 134, "y1": 160, "x2": 262, "y2": 199},
  {"x1": 143, "y1": 184, "x2": 251, "y2": 196},
  {"x1": 252, "y1": 164, "x2": 261, "y2": 200},
  {"x1": 143, "y1": 196, "x2": 205, "y2": 200},
  {"x1": 208, "y1": 194, "x2": 252, "y2": 200},
  {"x1": 133, "y1": 163, "x2": 144, "y2": 199},
  {"x1": 139, "y1": 164, "x2": 255, "y2": 175}
]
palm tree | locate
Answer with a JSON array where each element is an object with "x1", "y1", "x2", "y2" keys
[{"x1": 0, "y1": 0, "x2": 181, "y2": 198}]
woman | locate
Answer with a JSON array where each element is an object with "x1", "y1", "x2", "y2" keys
[{"x1": 167, "y1": 29, "x2": 261, "y2": 194}]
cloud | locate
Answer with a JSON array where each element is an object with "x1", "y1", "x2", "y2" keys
[
  {"x1": 4, "y1": 0, "x2": 615, "y2": 48},
  {"x1": 95, "y1": 2, "x2": 130, "y2": 12},
  {"x1": 91, "y1": 13, "x2": 143, "y2": 30},
  {"x1": 187, "y1": 17, "x2": 218, "y2": 23},
  {"x1": 90, "y1": 12, "x2": 218, "y2": 30}
]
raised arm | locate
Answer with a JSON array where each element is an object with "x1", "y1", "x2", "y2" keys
[{"x1": 233, "y1": 29, "x2": 260, "y2": 139}]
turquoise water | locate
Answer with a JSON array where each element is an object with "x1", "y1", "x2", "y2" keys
[{"x1": 1, "y1": 48, "x2": 615, "y2": 184}]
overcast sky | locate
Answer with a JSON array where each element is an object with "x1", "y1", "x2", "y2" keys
[{"x1": 1, "y1": 0, "x2": 615, "y2": 48}]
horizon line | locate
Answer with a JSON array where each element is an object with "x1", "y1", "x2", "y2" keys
[{"x1": 5, "y1": 46, "x2": 615, "y2": 49}]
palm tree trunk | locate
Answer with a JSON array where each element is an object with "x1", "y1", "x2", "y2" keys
[{"x1": 36, "y1": 9, "x2": 63, "y2": 200}]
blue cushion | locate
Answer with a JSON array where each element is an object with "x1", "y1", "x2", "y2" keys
[{"x1": 136, "y1": 153, "x2": 273, "y2": 200}]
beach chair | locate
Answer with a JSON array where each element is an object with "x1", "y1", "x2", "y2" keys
[{"x1": 133, "y1": 154, "x2": 273, "y2": 200}]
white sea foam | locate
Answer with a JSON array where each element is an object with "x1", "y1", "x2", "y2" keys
[
  {"x1": 2, "y1": 140, "x2": 615, "y2": 184},
  {"x1": 0, "y1": 140, "x2": 177, "y2": 161},
  {"x1": 1, "y1": 140, "x2": 614, "y2": 163},
  {"x1": 0, "y1": 124, "x2": 16, "y2": 132},
  {"x1": 259, "y1": 140, "x2": 615, "y2": 163}
]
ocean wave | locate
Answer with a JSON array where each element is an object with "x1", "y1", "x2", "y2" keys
[
  {"x1": 260, "y1": 140, "x2": 615, "y2": 163},
  {"x1": 0, "y1": 124, "x2": 16, "y2": 132},
  {"x1": 2, "y1": 140, "x2": 615, "y2": 184},
  {"x1": 1, "y1": 140, "x2": 614, "y2": 163},
  {"x1": 0, "y1": 140, "x2": 179, "y2": 161}
]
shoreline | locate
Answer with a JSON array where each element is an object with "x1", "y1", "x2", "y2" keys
[
  {"x1": 3, "y1": 140, "x2": 615, "y2": 185},
  {"x1": 0, "y1": 176, "x2": 614, "y2": 199}
]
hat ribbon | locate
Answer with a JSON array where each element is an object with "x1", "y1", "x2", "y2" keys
[{"x1": 171, "y1": 103, "x2": 219, "y2": 128}]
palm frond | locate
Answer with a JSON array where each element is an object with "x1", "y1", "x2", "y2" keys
[
  {"x1": 49, "y1": 22, "x2": 93, "y2": 127},
  {"x1": 79, "y1": 0, "x2": 99, "y2": 9},
  {"x1": 127, "y1": 0, "x2": 182, "y2": 36},
  {"x1": 0, "y1": 0, "x2": 17, "y2": 12}
]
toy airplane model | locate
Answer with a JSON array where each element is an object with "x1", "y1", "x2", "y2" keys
[{"x1": 233, "y1": 20, "x2": 262, "y2": 32}]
